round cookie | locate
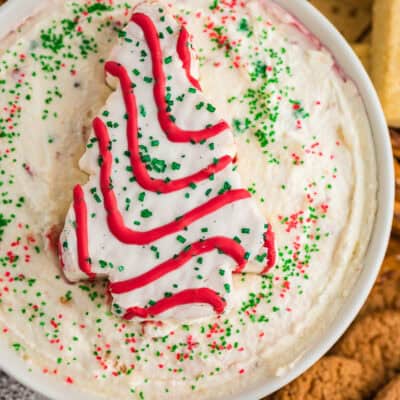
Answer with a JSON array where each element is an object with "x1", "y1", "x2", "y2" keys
[
  {"x1": 332, "y1": 311, "x2": 400, "y2": 397},
  {"x1": 375, "y1": 376, "x2": 400, "y2": 400},
  {"x1": 385, "y1": 239, "x2": 400, "y2": 257},
  {"x1": 270, "y1": 356, "x2": 364, "y2": 400},
  {"x1": 359, "y1": 257, "x2": 400, "y2": 317},
  {"x1": 391, "y1": 128, "x2": 400, "y2": 161}
]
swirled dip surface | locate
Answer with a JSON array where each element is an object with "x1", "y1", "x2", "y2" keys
[{"x1": 0, "y1": 0, "x2": 376, "y2": 399}]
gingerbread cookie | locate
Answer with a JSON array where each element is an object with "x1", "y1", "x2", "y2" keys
[
  {"x1": 391, "y1": 129, "x2": 400, "y2": 160},
  {"x1": 270, "y1": 356, "x2": 364, "y2": 400},
  {"x1": 395, "y1": 158, "x2": 400, "y2": 187},
  {"x1": 332, "y1": 311, "x2": 400, "y2": 397},
  {"x1": 385, "y1": 238, "x2": 400, "y2": 257},
  {"x1": 393, "y1": 202, "x2": 400, "y2": 237},
  {"x1": 375, "y1": 376, "x2": 400, "y2": 400},
  {"x1": 359, "y1": 256, "x2": 400, "y2": 317}
]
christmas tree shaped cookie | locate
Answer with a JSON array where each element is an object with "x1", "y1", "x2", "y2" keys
[{"x1": 59, "y1": 2, "x2": 275, "y2": 321}]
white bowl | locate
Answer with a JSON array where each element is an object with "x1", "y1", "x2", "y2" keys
[{"x1": 0, "y1": 0, "x2": 393, "y2": 399}]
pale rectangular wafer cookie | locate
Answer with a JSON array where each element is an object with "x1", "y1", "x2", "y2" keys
[
  {"x1": 352, "y1": 43, "x2": 371, "y2": 72},
  {"x1": 310, "y1": 0, "x2": 372, "y2": 42},
  {"x1": 372, "y1": 0, "x2": 400, "y2": 127}
]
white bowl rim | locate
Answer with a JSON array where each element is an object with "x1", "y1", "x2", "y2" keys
[{"x1": 0, "y1": 0, "x2": 394, "y2": 399}]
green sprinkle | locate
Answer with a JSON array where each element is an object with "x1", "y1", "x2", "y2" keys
[
  {"x1": 140, "y1": 105, "x2": 147, "y2": 117},
  {"x1": 141, "y1": 209, "x2": 153, "y2": 218},
  {"x1": 171, "y1": 162, "x2": 181, "y2": 170},
  {"x1": 209, "y1": 0, "x2": 219, "y2": 10},
  {"x1": 206, "y1": 104, "x2": 216, "y2": 113},
  {"x1": 176, "y1": 235, "x2": 186, "y2": 243}
]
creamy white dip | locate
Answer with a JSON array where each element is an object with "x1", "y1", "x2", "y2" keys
[{"x1": 0, "y1": 0, "x2": 376, "y2": 399}]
